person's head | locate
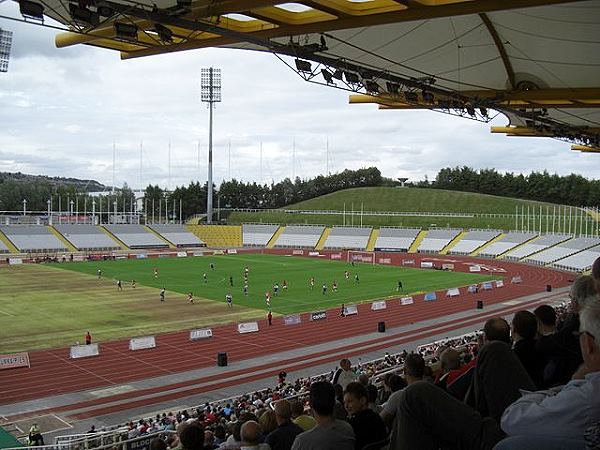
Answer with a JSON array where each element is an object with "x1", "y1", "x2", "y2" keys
[
  {"x1": 592, "y1": 257, "x2": 600, "y2": 286},
  {"x1": 366, "y1": 384, "x2": 378, "y2": 405},
  {"x1": 404, "y1": 353, "x2": 425, "y2": 383},
  {"x1": 343, "y1": 382, "x2": 369, "y2": 416},
  {"x1": 289, "y1": 400, "x2": 305, "y2": 418},
  {"x1": 340, "y1": 358, "x2": 352, "y2": 371},
  {"x1": 258, "y1": 409, "x2": 277, "y2": 434},
  {"x1": 440, "y1": 348, "x2": 461, "y2": 371},
  {"x1": 309, "y1": 381, "x2": 336, "y2": 418},
  {"x1": 534, "y1": 304, "x2": 557, "y2": 334},
  {"x1": 150, "y1": 438, "x2": 167, "y2": 450},
  {"x1": 579, "y1": 300, "x2": 600, "y2": 372},
  {"x1": 570, "y1": 275, "x2": 598, "y2": 312},
  {"x1": 179, "y1": 423, "x2": 205, "y2": 450},
  {"x1": 240, "y1": 420, "x2": 262, "y2": 446},
  {"x1": 512, "y1": 310, "x2": 538, "y2": 342},
  {"x1": 273, "y1": 399, "x2": 292, "y2": 425},
  {"x1": 388, "y1": 374, "x2": 407, "y2": 392},
  {"x1": 204, "y1": 430, "x2": 214, "y2": 447},
  {"x1": 358, "y1": 373, "x2": 369, "y2": 386},
  {"x1": 483, "y1": 317, "x2": 511, "y2": 344}
]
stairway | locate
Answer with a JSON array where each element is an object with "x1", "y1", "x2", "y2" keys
[
  {"x1": 266, "y1": 226, "x2": 285, "y2": 248},
  {"x1": 365, "y1": 228, "x2": 379, "y2": 251},
  {"x1": 315, "y1": 228, "x2": 332, "y2": 250},
  {"x1": 470, "y1": 232, "x2": 505, "y2": 256},
  {"x1": 143, "y1": 225, "x2": 176, "y2": 249},
  {"x1": 48, "y1": 226, "x2": 78, "y2": 252},
  {"x1": 440, "y1": 231, "x2": 467, "y2": 255},
  {"x1": 408, "y1": 230, "x2": 428, "y2": 253},
  {"x1": 99, "y1": 226, "x2": 129, "y2": 250}
]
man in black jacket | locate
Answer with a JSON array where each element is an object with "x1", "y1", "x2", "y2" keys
[{"x1": 266, "y1": 400, "x2": 304, "y2": 450}]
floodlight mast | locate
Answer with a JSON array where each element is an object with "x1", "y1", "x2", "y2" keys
[
  {"x1": 200, "y1": 67, "x2": 221, "y2": 224},
  {"x1": 0, "y1": 28, "x2": 13, "y2": 73}
]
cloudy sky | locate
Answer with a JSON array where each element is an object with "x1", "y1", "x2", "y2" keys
[{"x1": 0, "y1": 2, "x2": 597, "y2": 191}]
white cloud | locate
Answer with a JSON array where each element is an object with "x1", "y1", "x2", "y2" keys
[{"x1": 0, "y1": 2, "x2": 598, "y2": 193}]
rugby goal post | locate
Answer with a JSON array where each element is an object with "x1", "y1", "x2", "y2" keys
[{"x1": 347, "y1": 250, "x2": 376, "y2": 265}]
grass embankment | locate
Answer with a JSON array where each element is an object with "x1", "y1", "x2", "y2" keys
[{"x1": 0, "y1": 254, "x2": 495, "y2": 351}]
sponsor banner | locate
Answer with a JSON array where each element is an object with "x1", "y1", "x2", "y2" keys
[
  {"x1": 469, "y1": 265, "x2": 482, "y2": 272},
  {"x1": 378, "y1": 248, "x2": 403, "y2": 252},
  {"x1": 238, "y1": 322, "x2": 259, "y2": 334},
  {"x1": 72, "y1": 254, "x2": 85, "y2": 262},
  {"x1": 227, "y1": 249, "x2": 238, "y2": 254},
  {"x1": 371, "y1": 300, "x2": 387, "y2": 311},
  {"x1": 136, "y1": 253, "x2": 148, "y2": 259},
  {"x1": 446, "y1": 288, "x2": 460, "y2": 297},
  {"x1": 189, "y1": 328, "x2": 213, "y2": 341},
  {"x1": 402, "y1": 259, "x2": 415, "y2": 265},
  {"x1": 468, "y1": 284, "x2": 478, "y2": 293},
  {"x1": 8, "y1": 258, "x2": 22, "y2": 265},
  {"x1": 292, "y1": 249, "x2": 304, "y2": 255},
  {"x1": 70, "y1": 344, "x2": 99, "y2": 359},
  {"x1": 129, "y1": 336, "x2": 156, "y2": 351},
  {"x1": 310, "y1": 310, "x2": 327, "y2": 321},
  {"x1": 158, "y1": 253, "x2": 170, "y2": 258},
  {"x1": 193, "y1": 251, "x2": 204, "y2": 257},
  {"x1": 482, "y1": 282, "x2": 493, "y2": 290},
  {"x1": 330, "y1": 253, "x2": 342, "y2": 260},
  {"x1": 214, "y1": 250, "x2": 225, "y2": 255},
  {"x1": 308, "y1": 251, "x2": 320, "y2": 257},
  {"x1": 424, "y1": 292, "x2": 437, "y2": 301},
  {"x1": 421, "y1": 261, "x2": 434, "y2": 268},
  {"x1": 400, "y1": 296, "x2": 414, "y2": 306},
  {"x1": 511, "y1": 276, "x2": 523, "y2": 284},
  {"x1": 177, "y1": 251, "x2": 187, "y2": 258},
  {"x1": 378, "y1": 258, "x2": 391, "y2": 265},
  {"x1": 0, "y1": 352, "x2": 30, "y2": 370},
  {"x1": 496, "y1": 280, "x2": 504, "y2": 288},
  {"x1": 116, "y1": 255, "x2": 128, "y2": 259},
  {"x1": 126, "y1": 435, "x2": 155, "y2": 450},
  {"x1": 283, "y1": 314, "x2": 302, "y2": 326},
  {"x1": 442, "y1": 263, "x2": 455, "y2": 270},
  {"x1": 344, "y1": 304, "x2": 359, "y2": 316}
]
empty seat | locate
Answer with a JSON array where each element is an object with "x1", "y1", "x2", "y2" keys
[
  {"x1": 148, "y1": 224, "x2": 205, "y2": 247},
  {"x1": 242, "y1": 224, "x2": 279, "y2": 246},
  {"x1": 104, "y1": 225, "x2": 169, "y2": 249},
  {"x1": 54, "y1": 224, "x2": 120, "y2": 251},
  {"x1": 417, "y1": 229, "x2": 461, "y2": 253},
  {"x1": 448, "y1": 230, "x2": 500, "y2": 255},
  {"x1": 0, "y1": 225, "x2": 68, "y2": 253},
  {"x1": 503, "y1": 234, "x2": 570, "y2": 261},
  {"x1": 324, "y1": 227, "x2": 372, "y2": 250},
  {"x1": 479, "y1": 232, "x2": 537, "y2": 258},
  {"x1": 274, "y1": 225, "x2": 325, "y2": 248},
  {"x1": 375, "y1": 228, "x2": 420, "y2": 251}
]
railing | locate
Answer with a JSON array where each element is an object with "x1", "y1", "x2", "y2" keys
[{"x1": 3, "y1": 431, "x2": 176, "y2": 450}]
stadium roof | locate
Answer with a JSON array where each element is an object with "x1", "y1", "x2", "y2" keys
[{"x1": 15, "y1": 0, "x2": 600, "y2": 151}]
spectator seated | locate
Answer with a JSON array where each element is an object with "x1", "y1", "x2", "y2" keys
[
  {"x1": 54, "y1": 224, "x2": 120, "y2": 251},
  {"x1": 148, "y1": 224, "x2": 206, "y2": 248},
  {"x1": 0, "y1": 225, "x2": 68, "y2": 253},
  {"x1": 323, "y1": 227, "x2": 372, "y2": 250}
]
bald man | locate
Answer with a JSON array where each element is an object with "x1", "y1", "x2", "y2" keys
[{"x1": 266, "y1": 400, "x2": 304, "y2": 450}]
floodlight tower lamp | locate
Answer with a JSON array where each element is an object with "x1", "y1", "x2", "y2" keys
[
  {"x1": 19, "y1": 0, "x2": 44, "y2": 21},
  {"x1": 0, "y1": 27, "x2": 12, "y2": 73}
]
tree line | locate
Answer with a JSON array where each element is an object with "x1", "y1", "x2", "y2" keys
[{"x1": 424, "y1": 167, "x2": 600, "y2": 207}]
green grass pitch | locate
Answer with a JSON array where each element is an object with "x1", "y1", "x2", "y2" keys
[
  {"x1": 60, "y1": 254, "x2": 496, "y2": 315},
  {"x1": 0, "y1": 254, "x2": 496, "y2": 352}
]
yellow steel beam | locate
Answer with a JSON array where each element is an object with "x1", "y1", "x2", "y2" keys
[{"x1": 572, "y1": 145, "x2": 600, "y2": 153}]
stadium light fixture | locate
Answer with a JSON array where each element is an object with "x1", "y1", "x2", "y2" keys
[
  {"x1": 321, "y1": 69, "x2": 334, "y2": 84},
  {"x1": 114, "y1": 22, "x2": 138, "y2": 41},
  {"x1": 19, "y1": 0, "x2": 44, "y2": 21},
  {"x1": 295, "y1": 59, "x2": 312, "y2": 73},
  {"x1": 154, "y1": 23, "x2": 173, "y2": 42},
  {"x1": 344, "y1": 71, "x2": 360, "y2": 84},
  {"x1": 69, "y1": 4, "x2": 99, "y2": 26}
]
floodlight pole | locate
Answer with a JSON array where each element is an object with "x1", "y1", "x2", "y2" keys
[{"x1": 201, "y1": 67, "x2": 221, "y2": 224}]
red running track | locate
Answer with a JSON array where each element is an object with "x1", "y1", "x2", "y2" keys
[{"x1": 0, "y1": 252, "x2": 572, "y2": 407}]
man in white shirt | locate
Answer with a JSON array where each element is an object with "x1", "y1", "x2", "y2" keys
[
  {"x1": 331, "y1": 359, "x2": 357, "y2": 390},
  {"x1": 496, "y1": 298, "x2": 600, "y2": 449}
]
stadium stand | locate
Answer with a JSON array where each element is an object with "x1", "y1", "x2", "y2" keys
[
  {"x1": 478, "y1": 232, "x2": 537, "y2": 258},
  {"x1": 503, "y1": 234, "x2": 570, "y2": 261},
  {"x1": 54, "y1": 224, "x2": 121, "y2": 251},
  {"x1": 323, "y1": 226, "x2": 372, "y2": 250},
  {"x1": 0, "y1": 225, "x2": 68, "y2": 253},
  {"x1": 273, "y1": 225, "x2": 325, "y2": 248},
  {"x1": 417, "y1": 229, "x2": 461, "y2": 253},
  {"x1": 374, "y1": 227, "x2": 421, "y2": 252},
  {"x1": 552, "y1": 243, "x2": 600, "y2": 272},
  {"x1": 148, "y1": 224, "x2": 206, "y2": 248},
  {"x1": 447, "y1": 230, "x2": 501, "y2": 255},
  {"x1": 242, "y1": 224, "x2": 279, "y2": 246},
  {"x1": 188, "y1": 225, "x2": 242, "y2": 247},
  {"x1": 103, "y1": 225, "x2": 169, "y2": 249},
  {"x1": 524, "y1": 236, "x2": 600, "y2": 265}
]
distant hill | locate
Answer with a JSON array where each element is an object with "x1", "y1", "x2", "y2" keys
[
  {"x1": 227, "y1": 187, "x2": 572, "y2": 230},
  {"x1": 0, "y1": 172, "x2": 108, "y2": 192}
]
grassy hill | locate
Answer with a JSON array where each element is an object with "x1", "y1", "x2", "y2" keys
[{"x1": 227, "y1": 187, "x2": 566, "y2": 230}]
